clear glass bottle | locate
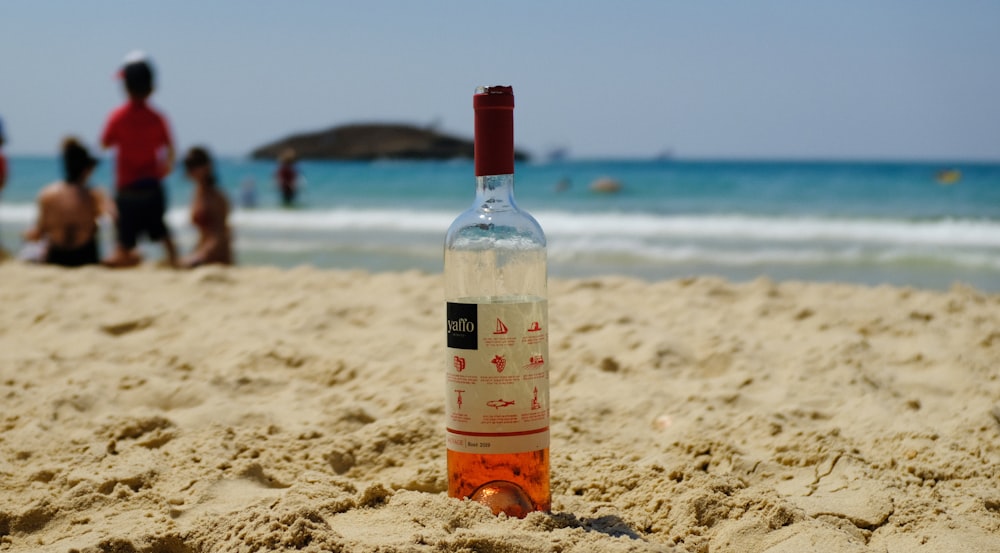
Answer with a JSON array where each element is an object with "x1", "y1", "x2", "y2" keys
[{"x1": 444, "y1": 86, "x2": 550, "y2": 517}]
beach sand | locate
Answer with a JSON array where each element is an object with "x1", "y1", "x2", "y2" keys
[{"x1": 1, "y1": 263, "x2": 998, "y2": 552}]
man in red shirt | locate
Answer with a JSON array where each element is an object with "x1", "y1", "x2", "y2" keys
[{"x1": 101, "y1": 51, "x2": 178, "y2": 267}]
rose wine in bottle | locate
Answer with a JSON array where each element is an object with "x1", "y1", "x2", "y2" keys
[{"x1": 444, "y1": 86, "x2": 550, "y2": 517}]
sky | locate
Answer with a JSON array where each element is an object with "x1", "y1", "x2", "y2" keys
[{"x1": 1, "y1": 1, "x2": 999, "y2": 161}]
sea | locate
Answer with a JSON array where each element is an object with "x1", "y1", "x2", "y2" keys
[{"x1": 1, "y1": 156, "x2": 999, "y2": 292}]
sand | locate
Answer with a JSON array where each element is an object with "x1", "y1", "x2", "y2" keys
[{"x1": 1, "y1": 263, "x2": 998, "y2": 553}]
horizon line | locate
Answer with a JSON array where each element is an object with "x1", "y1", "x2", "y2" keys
[{"x1": 5, "y1": 151, "x2": 1000, "y2": 165}]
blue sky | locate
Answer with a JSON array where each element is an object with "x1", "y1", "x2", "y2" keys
[{"x1": 1, "y1": 1, "x2": 998, "y2": 160}]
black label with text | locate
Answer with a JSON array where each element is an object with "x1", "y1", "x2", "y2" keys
[{"x1": 447, "y1": 302, "x2": 478, "y2": 350}]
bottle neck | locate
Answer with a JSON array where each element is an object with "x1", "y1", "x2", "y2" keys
[
  {"x1": 475, "y1": 173, "x2": 515, "y2": 212},
  {"x1": 473, "y1": 87, "x2": 516, "y2": 212}
]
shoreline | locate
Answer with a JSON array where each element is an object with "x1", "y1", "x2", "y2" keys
[
  {"x1": 1, "y1": 264, "x2": 998, "y2": 552},
  {"x1": 3, "y1": 238, "x2": 999, "y2": 296},
  {"x1": 2, "y1": 155, "x2": 1000, "y2": 295}
]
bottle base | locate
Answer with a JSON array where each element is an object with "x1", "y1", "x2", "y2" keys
[
  {"x1": 448, "y1": 448, "x2": 551, "y2": 515},
  {"x1": 470, "y1": 480, "x2": 535, "y2": 518}
]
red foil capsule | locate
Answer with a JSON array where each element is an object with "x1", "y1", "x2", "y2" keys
[{"x1": 473, "y1": 86, "x2": 515, "y2": 177}]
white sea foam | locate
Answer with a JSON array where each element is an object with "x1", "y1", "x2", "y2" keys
[
  {"x1": 0, "y1": 204, "x2": 36, "y2": 224},
  {"x1": 534, "y1": 212, "x2": 1000, "y2": 247},
  {"x1": 224, "y1": 208, "x2": 1000, "y2": 248},
  {"x1": 547, "y1": 241, "x2": 1000, "y2": 269},
  {"x1": 229, "y1": 208, "x2": 452, "y2": 232},
  {"x1": 3, "y1": 204, "x2": 998, "y2": 270},
  {"x1": 6, "y1": 203, "x2": 999, "y2": 246}
]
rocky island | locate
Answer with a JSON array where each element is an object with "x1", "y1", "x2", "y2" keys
[{"x1": 250, "y1": 123, "x2": 530, "y2": 161}]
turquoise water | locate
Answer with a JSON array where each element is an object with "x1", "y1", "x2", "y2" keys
[{"x1": 2, "y1": 156, "x2": 999, "y2": 291}]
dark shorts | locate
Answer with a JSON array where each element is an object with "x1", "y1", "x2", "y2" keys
[
  {"x1": 115, "y1": 179, "x2": 171, "y2": 250},
  {"x1": 280, "y1": 184, "x2": 296, "y2": 206},
  {"x1": 46, "y1": 237, "x2": 100, "y2": 268}
]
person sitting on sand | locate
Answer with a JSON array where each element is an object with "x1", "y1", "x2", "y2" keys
[
  {"x1": 181, "y1": 146, "x2": 233, "y2": 267},
  {"x1": 24, "y1": 138, "x2": 113, "y2": 267}
]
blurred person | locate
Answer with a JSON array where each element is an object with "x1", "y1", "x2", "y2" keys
[
  {"x1": 0, "y1": 116, "x2": 7, "y2": 255},
  {"x1": 275, "y1": 148, "x2": 299, "y2": 207},
  {"x1": 239, "y1": 176, "x2": 257, "y2": 208},
  {"x1": 0, "y1": 116, "x2": 7, "y2": 193},
  {"x1": 24, "y1": 137, "x2": 113, "y2": 267},
  {"x1": 100, "y1": 50, "x2": 178, "y2": 268},
  {"x1": 182, "y1": 146, "x2": 232, "y2": 267}
]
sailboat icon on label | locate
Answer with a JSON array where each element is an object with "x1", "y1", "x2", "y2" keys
[
  {"x1": 493, "y1": 319, "x2": 508, "y2": 335},
  {"x1": 527, "y1": 321, "x2": 542, "y2": 332}
]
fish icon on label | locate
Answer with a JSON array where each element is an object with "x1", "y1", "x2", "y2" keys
[{"x1": 487, "y1": 399, "x2": 515, "y2": 410}]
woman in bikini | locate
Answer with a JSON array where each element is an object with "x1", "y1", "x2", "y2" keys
[
  {"x1": 25, "y1": 138, "x2": 113, "y2": 267},
  {"x1": 181, "y1": 146, "x2": 233, "y2": 267}
]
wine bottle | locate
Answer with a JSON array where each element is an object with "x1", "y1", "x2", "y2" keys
[{"x1": 444, "y1": 86, "x2": 550, "y2": 517}]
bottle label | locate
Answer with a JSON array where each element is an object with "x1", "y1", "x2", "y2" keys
[{"x1": 446, "y1": 300, "x2": 549, "y2": 455}]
